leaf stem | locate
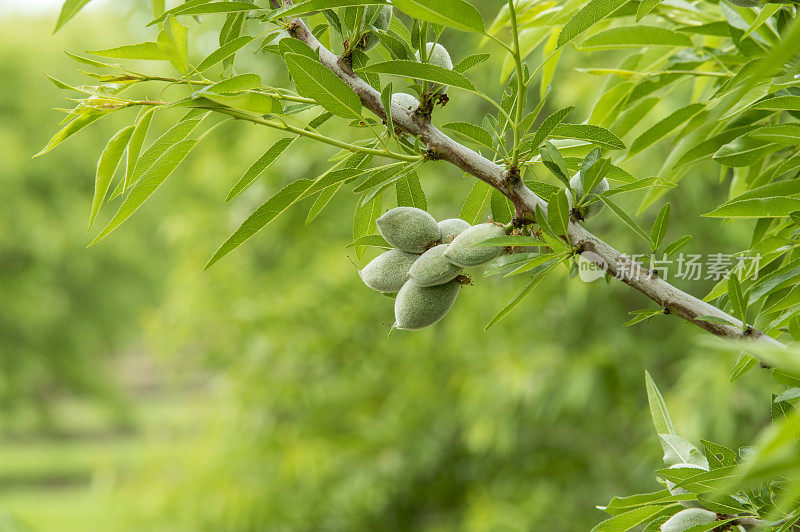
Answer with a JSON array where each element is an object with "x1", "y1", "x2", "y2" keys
[{"x1": 214, "y1": 107, "x2": 424, "y2": 162}]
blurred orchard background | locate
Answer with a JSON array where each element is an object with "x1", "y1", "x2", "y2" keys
[{"x1": 0, "y1": 0, "x2": 785, "y2": 530}]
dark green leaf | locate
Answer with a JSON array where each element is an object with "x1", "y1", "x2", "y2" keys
[
  {"x1": 357, "y1": 60, "x2": 476, "y2": 92},
  {"x1": 392, "y1": 0, "x2": 484, "y2": 33},
  {"x1": 285, "y1": 53, "x2": 362, "y2": 119}
]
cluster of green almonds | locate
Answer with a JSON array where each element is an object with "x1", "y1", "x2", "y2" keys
[{"x1": 359, "y1": 207, "x2": 506, "y2": 330}]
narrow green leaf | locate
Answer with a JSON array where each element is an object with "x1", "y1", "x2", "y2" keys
[
  {"x1": 453, "y1": 53, "x2": 489, "y2": 73},
  {"x1": 557, "y1": 0, "x2": 628, "y2": 48},
  {"x1": 270, "y1": 0, "x2": 389, "y2": 21},
  {"x1": 285, "y1": 53, "x2": 362, "y2": 119},
  {"x1": 485, "y1": 264, "x2": 556, "y2": 330},
  {"x1": 547, "y1": 191, "x2": 570, "y2": 237},
  {"x1": 728, "y1": 272, "x2": 748, "y2": 330},
  {"x1": 442, "y1": 122, "x2": 494, "y2": 150},
  {"x1": 196, "y1": 35, "x2": 254, "y2": 72},
  {"x1": 346, "y1": 234, "x2": 391, "y2": 248},
  {"x1": 591, "y1": 505, "x2": 679, "y2": 532},
  {"x1": 306, "y1": 182, "x2": 342, "y2": 225},
  {"x1": 636, "y1": 0, "x2": 663, "y2": 20},
  {"x1": 627, "y1": 104, "x2": 704, "y2": 158},
  {"x1": 149, "y1": 0, "x2": 257, "y2": 26},
  {"x1": 713, "y1": 136, "x2": 778, "y2": 167},
  {"x1": 527, "y1": 105, "x2": 574, "y2": 153},
  {"x1": 650, "y1": 202, "x2": 670, "y2": 251},
  {"x1": 703, "y1": 197, "x2": 800, "y2": 218},
  {"x1": 129, "y1": 113, "x2": 204, "y2": 188},
  {"x1": 206, "y1": 179, "x2": 315, "y2": 268},
  {"x1": 157, "y1": 15, "x2": 189, "y2": 75},
  {"x1": 392, "y1": 0, "x2": 484, "y2": 33},
  {"x1": 352, "y1": 193, "x2": 382, "y2": 259},
  {"x1": 35, "y1": 113, "x2": 105, "y2": 157},
  {"x1": 598, "y1": 196, "x2": 651, "y2": 243},
  {"x1": 93, "y1": 138, "x2": 199, "y2": 244},
  {"x1": 358, "y1": 60, "x2": 476, "y2": 92},
  {"x1": 381, "y1": 82, "x2": 394, "y2": 139},
  {"x1": 123, "y1": 107, "x2": 156, "y2": 194},
  {"x1": 90, "y1": 125, "x2": 135, "y2": 228},
  {"x1": 741, "y1": 3, "x2": 781, "y2": 40},
  {"x1": 749, "y1": 124, "x2": 800, "y2": 145},
  {"x1": 579, "y1": 25, "x2": 691, "y2": 50},
  {"x1": 645, "y1": 370, "x2": 675, "y2": 436},
  {"x1": 662, "y1": 235, "x2": 691, "y2": 256},
  {"x1": 460, "y1": 180, "x2": 491, "y2": 224},
  {"x1": 55, "y1": 0, "x2": 92, "y2": 32},
  {"x1": 227, "y1": 138, "x2": 294, "y2": 201},
  {"x1": 550, "y1": 123, "x2": 626, "y2": 150},
  {"x1": 395, "y1": 173, "x2": 427, "y2": 210},
  {"x1": 749, "y1": 95, "x2": 800, "y2": 111}
]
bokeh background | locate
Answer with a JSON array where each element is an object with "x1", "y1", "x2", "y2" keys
[{"x1": 0, "y1": 0, "x2": 785, "y2": 530}]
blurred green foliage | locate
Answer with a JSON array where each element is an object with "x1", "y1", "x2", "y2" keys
[{"x1": 0, "y1": 1, "x2": 789, "y2": 530}]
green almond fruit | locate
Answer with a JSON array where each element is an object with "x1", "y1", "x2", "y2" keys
[
  {"x1": 360, "y1": 248, "x2": 418, "y2": 293},
  {"x1": 443, "y1": 222, "x2": 506, "y2": 267},
  {"x1": 660, "y1": 508, "x2": 717, "y2": 532},
  {"x1": 376, "y1": 207, "x2": 442, "y2": 253},
  {"x1": 395, "y1": 279, "x2": 460, "y2": 330},
  {"x1": 437, "y1": 218, "x2": 471, "y2": 241},
  {"x1": 408, "y1": 244, "x2": 462, "y2": 287},
  {"x1": 568, "y1": 172, "x2": 609, "y2": 220}
]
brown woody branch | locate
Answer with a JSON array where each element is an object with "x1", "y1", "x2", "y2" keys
[{"x1": 279, "y1": 8, "x2": 784, "y2": 349}]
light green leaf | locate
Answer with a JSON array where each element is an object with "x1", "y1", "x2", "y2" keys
[
  {"x1": 346, "y1": 234, "x2": 391, "y2": 249},
  {"x1": 123, "y1": 107, "x2": 156, "y2": 194},
  {"x1": 713, "y1": 136, "x2": 778, "y2": 167},
  {"x1": 35, "y1": 113, "x2": 105, "y2": 157},
  {"x1": 550, "y1": 123, "x2": 626, "y2": 150},
  {"x1": 645, "y1": 370, "x2": 675, "y2": 436},
  {"x1": 659, "y1": 434, "x2": 709, "y2": 468},
  {"x1": 395, "y1": 173, "x2": 427, "y2": 210},
  {"x1": 527, "y1": 105, "x2": 574, "y2": 153},
  {"x1": 703, "y1": 197, "x2": 800, "y2": 218},
  {"x1": 728, "y1": 272, "x2": 748, "y2": 330},
  {"x1": 270, "y1": 0, "x2": 388, "y2": 21},
  {"x1": 227, "y1": 137, "x2": 294, "y2": 201},
  {"x1": 206, "y1": 179, "x2": 315, "y2": 268},
  {"x1": 749, "y1": 95, "x2": 800, "y2": 111},
  {"x1": 442, "y1": 122, "x2": 494, "y2": 150},
  {"x1": 87, "y1": 42, "x2": 169, "y2": 60},
  {"x1": 579, "y1": 25, "x2": 692, "y2": 50},
  {"x1": 381, "y1": 82, "x2": 394, "y2": 140},
  {"x1": 636, "y1": 0, "x2": 663, "y2": 21},
  {"x1": 650, "y1": 202, "x2": 670, "y2": 252},
  {"x1": 460, "y1": 180, "x2": 491, "y2": 224},
  {"x1": 89, "y1": 125, "x2": 135, "y2": 228},
  {"x1": 149, "y1": 0, "x2": 258, "y2": 26},
  {"x1": 453, "y1": 53, "x2": 490, "y2": 73},
  {"x1": 628, "y1": 104, "x2": 704, "y2": 158},
  {"x1": 730, "y1": 353, "x2": 757, "y2": 382},
  {"x1": 662, "y1": 235, "x2": 691, "y2": 256},
  {"x1": 55, "y1": 0, "x2": 92, "y2": 32},
  {"x1": 306, "y1": 182, "x2": 342, "y2": 225},
  {"x1": 129, "y1": 113, "x2": 204, "y2": 187},
  {"x1": 285, "y1": 53, "x2": 362, "y2": 119},
  {"x1": 591, "y1": 505, "x2": 678, "y2": 532},
  {"x1": 357, "y1": 60, "x2": 476, "y2": 92},
  {"x1": 157, "y1": 15, "x2": 190, "y2": 75},
  {"x1": 547, "y1": 192, "x2": 570, "y2": 237},
  {"x1": 392, "y1": 0, "x2": 484, "y2": 33},
  {"x1": 93, "y1": 138, "x2": 199, "y2": 244},
  {"x1": 749, "y1": 124, "x2": 800, "y2": 145},
  {"x1": 196, "y1": 35, "x2": 254, "y2": 72},
  {"x1": 207, "y1": 73, "x2": 261, "y2": 93},
  {"x1": 741, "y1": 3, "x2": 781, "y2": 40},
  {"x1": 598, "y1": 196, "x2": 651, "y2": 243},
  {"x1": 557, "y1": 0, "x2": 628, "y2": 48},
  {"x1": 485, "y1": 263, "x2": 557, "y2": 330},
  {"x1": 196, "y1": 92, "x2": 280, "y2": 115}
]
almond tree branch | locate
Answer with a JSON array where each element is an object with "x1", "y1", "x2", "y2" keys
[{"x1": 281, "y1": 12, "x2": 784, "y2": 350}]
